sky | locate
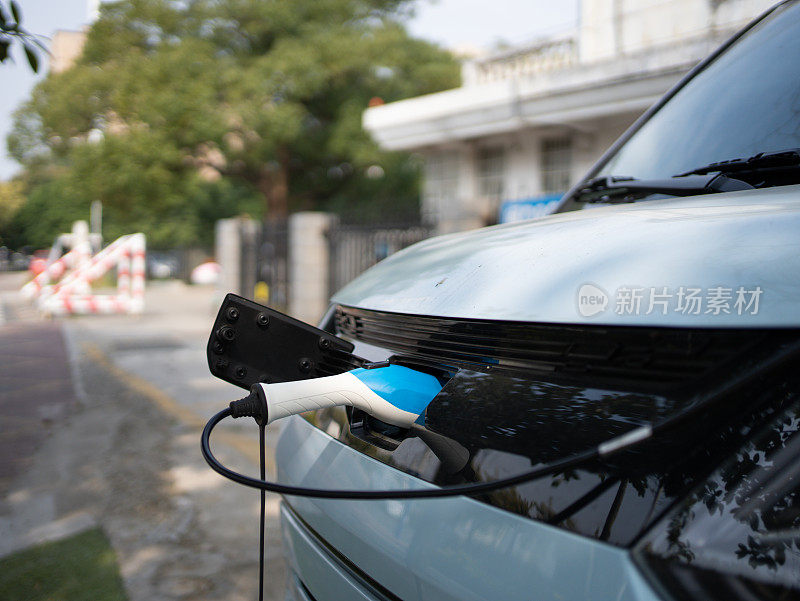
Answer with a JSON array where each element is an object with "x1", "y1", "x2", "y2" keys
[{"x1": 0, "y1": 0, "x2": 579, "y2": 181}]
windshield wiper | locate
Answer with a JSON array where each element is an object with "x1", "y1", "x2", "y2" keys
[
  {"x1": 677, "y1": 148, "x2": 800, "y2": 176},
  {"x1": 575, "y1": 173, "x2": 753, "y2": 204},
  {"x1": 574, "y1": 148, "x2": 800, "y2": 204}
]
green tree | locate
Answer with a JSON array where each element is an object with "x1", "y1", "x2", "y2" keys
[
  {"x1": 0, "y1": 0, "x2": 45, "y2": 72},
  {"x1": 7, "y1": 0, "x2": 459, "y2": 248},
  {"x1": 0, "y1": 179, "x2": 26, "y2": 245}
]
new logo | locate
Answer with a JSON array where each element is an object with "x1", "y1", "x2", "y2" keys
[{"x1": 577, "y1": 283, "x2": 609, "y2": 317}]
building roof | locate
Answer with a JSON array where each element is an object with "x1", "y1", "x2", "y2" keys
[
  {"x1": 364, "y1": 0, "x2": 776, "y2": 150},
  {"x1": 364, "y1": 34, "x2": 726, "y2": 150}
]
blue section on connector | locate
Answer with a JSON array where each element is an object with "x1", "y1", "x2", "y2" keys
[{"x1": 350, "y1": 365, "x2": 443, "y2": 415}]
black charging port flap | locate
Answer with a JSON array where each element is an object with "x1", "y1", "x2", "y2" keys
[{"x1": 207, "y1": 294, "x2": 364, "y2": 390}]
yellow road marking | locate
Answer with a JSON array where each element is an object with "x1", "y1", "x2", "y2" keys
[{"x1": 82, "y1": 343, "x2": 270, "y2": 469}]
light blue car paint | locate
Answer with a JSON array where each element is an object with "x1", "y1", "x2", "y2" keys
[
  {"x1": 277, "y1": 189, "x2": 800, "y2": 599},
  {"x1": 277, "y1": 415, "x2": 662, "y2": 601},
  {"x1": 281, "y1": 505, "x2": 388, "y2": 601},
  {"x1": 332, "y1": 188, "x2": 800, "y2": 328}
]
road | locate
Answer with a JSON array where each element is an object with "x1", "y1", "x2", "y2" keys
[{"x1": 0, "y1": 272, "x2": 286, "y2": 601}]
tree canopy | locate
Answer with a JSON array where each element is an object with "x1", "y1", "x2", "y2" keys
[
  {"x1": 1, "y1": 0, "x2": 45, "y2": 72},
  {"x1": 4, "y1": 0, "x2": 459, "y2": 249}
]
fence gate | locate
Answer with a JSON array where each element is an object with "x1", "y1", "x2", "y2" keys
[
  {"x1": 326, "y1": 223, "x2": 433, "y2": 298},
  {"x1": 253, "y1": 219, "x2": 290, "y2": 311}
]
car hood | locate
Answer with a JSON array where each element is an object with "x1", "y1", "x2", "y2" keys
[{"x1": 333, "y1": 186, "x2": 800, "y2": 327}]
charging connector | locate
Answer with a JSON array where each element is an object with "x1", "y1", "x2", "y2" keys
[
  {"x1": 227, "y1": 365, "x2": 443, "y2": 428},
  {"x1": 229, "y1": 387, "x2": 267, "y2": 422}
]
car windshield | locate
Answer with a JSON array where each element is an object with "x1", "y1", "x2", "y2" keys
[{"x1": 596, "y1": 2, "x2": 800, "y2": 182}]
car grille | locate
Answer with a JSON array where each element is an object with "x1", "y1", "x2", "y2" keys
[
  {"x1": 334, "y1": 305, "x2": 766, "y2": 389},
  {"x1": 327, "y1": 305, "x2": 800, "y2": 545}
]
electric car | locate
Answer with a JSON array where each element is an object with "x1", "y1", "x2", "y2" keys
[{"x1": 275, "y1": 3, "x2": 800, "y2": 599}]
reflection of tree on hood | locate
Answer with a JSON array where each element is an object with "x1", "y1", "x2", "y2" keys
[
  {"x1": 426, "y1": 364, "x2": 800, "y2": 545},
  {"x1": 653, "y1": 403, "x2": 800, "y2": 583}
]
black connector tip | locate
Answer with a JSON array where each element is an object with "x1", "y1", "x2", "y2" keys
[{"x1": 229, "y1": 386, "x2": 268, "y2": 425}]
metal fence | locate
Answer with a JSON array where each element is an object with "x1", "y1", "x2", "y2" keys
[
  {"x1": 172, "y1": 247, "x2": 212, "y2": 282},
  {"x1": 231, "y1": 216, "x2": 432, "y2": 313},
  {"x1": 254, "y1": 219, "x2": 290, "y2": 311},
  {"x1": 326, "y1": 222, "x2": 433, "y2": 297}
]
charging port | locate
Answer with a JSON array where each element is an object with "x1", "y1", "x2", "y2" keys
[{"x1": 207, "y1": 294, "x2": 364, "y2": 389}]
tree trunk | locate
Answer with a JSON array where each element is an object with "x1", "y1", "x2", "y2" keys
[{"x1": 258, "y1": 149, "x2": 289, "y2": 219}]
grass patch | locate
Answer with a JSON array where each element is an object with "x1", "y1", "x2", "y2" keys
[{"x1": 0, "y1": 528, "x2": 127, "y2": 601}]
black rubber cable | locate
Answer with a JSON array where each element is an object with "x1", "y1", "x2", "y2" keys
[
  {"x1": 203, "y1": 407, "x2": 601, "y2": 499},
  {"x1": 201, "y1": 342, "x2": 800, "y2": 500},
  {"x1": 258, "y1": 423, "x2": 265, "y2": 601}
]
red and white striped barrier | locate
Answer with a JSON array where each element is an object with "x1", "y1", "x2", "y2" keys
[
  {"x1": 47, "y1": 234, "x2": 134, "y2": 298},
  {"x1": 21, "y1": 248, "x2": 81, "y2": 299},
  {"x1": 25, "y1": 232, "x2": 147, "y2": 316},
  {"x1": 129, "y1": 233, "x2": 145, "y2": 314},
  {"x1": 40, "y1": 294, "x2": 135, "y2": 316},
  {"x1": 22, "y1": 220, "x2": 95, "y2": 300}
]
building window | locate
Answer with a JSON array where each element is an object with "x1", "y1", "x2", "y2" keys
[
  {"x1": 541, "y1": 137, "x2": 572, "y2": 195},
  {"x1": 476, "y1": 146, "x2": 505, "y2": 202},
  {"x1": 423, "y1": 151, "x2": 459, "y2": 224}
]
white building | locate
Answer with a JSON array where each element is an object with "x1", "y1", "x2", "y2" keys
[
  {"x1": 50, "y1": 29, "x2": 87, "y2": 73},
  {"x1": 364, "y1": 0, "x2": 776, "y2": 233}
]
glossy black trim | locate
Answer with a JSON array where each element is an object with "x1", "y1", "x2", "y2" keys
[
  {"x1": 316, "y1": 307, "x2": 800, "y2": 545},
  {"x1": 641, "y1": 554, "x2": 800, "y2": 601},
  {"x1": 336, "y1": 305, "x2": 768, "y2": 391},
  {"x1": 634, "y1": 398, "x2": 800, "y2": 599},
  {"x1": 294, "y1": 577, "x2": 318, "y2": 601}
]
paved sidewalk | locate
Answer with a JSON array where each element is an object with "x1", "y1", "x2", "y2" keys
[
  {"x1": 0, "y1": 276, "x2": 286, "y2": 600},
  {"x1": 0, "y1": 322, "x2": 76, "y2": 500},
  {"x1": 0, "y1": 322, "x2": 86, "y2": 557}
]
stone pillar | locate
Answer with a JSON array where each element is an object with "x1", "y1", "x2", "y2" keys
[
  {"x1": 289, "y1": 212, "x2": 334, "y2": 325},
  {"x1": 215, "y1": 218, "x2": 241, "y2": 296},
  {"x1": 215, "y1": 217, "x2": 259, "y2": 298},
  {"x1": 238, "y1": 219, "x2": 261, "y2": 300}
]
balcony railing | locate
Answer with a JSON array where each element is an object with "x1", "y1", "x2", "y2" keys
[{"x1": 464, "y1": 37, "x2": 578, "y2": 85}]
